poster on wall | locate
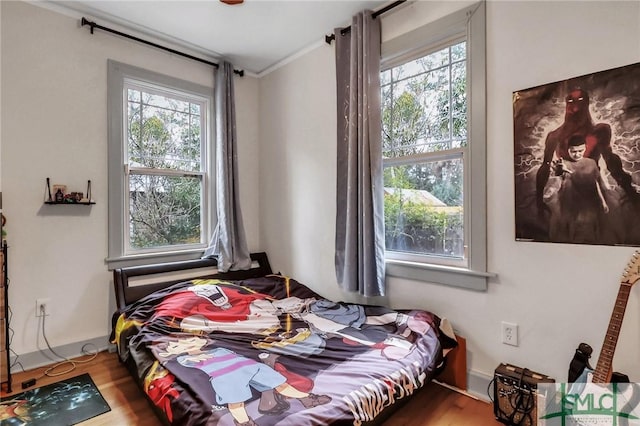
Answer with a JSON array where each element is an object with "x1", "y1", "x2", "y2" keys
[{"x1": 514, "y1": 62, "x2": 640, "y2": 246}]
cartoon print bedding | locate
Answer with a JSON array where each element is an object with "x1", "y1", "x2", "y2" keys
[{"x1": 111, "y1": 275, "x2": 456, "y2": 426}]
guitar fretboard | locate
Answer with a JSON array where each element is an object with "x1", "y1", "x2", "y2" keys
[{"x1": 593, "y1": 283, "x2": 631, "y2": 384}]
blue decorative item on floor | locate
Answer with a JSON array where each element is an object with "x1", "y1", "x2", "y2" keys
[{"x1": 0, "y1": 373, "x2": 110, "y2": 425}]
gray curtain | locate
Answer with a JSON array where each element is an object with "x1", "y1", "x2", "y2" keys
[
  {"x1": 334, "y1": 10, "x2": 385, "y2": 297},
  {"x1": 202, "y1": 61, "x2": 252, "y2": 272}
]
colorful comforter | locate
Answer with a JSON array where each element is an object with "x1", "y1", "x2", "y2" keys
[{"x1": 111, "y1": 275, "x2": 456, "y2": 426}]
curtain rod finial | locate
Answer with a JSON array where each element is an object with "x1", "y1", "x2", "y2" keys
[{"x1": 81, "y1": 17, "x2": 95, "y2": 34}]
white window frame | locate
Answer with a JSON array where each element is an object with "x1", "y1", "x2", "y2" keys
[
  {"x1": 106, "y1": 60, "x2": 214, "y2": 269},
  {"x1": 381, "y1": 2, "x2": 490, "y2": 290}
]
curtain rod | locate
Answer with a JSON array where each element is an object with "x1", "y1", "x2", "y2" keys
[
  {"x1": 324, "y1": 0, "x2": 406, "y2": 44},
  {"x1": 80, "y1": 17, "x2": 245, "y2": 77}
]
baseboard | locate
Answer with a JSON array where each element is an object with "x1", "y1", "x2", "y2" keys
[
  {"x1": 9, "y1": 335, "x2": 111, "y2": 372},
  {"x1": 435, "y1": 368, "x2": 493, "y2": 403},
  {"x1": 467, "y1": 368, "x2": 493, "y2": 402}
]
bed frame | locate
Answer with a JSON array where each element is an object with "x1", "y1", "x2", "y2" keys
[
  {"x1": 113, "y1": 252, "x2": 272, "y2": 310},
  {"x1": 112, "y1": 252, "x2": 468, "y2": 425}
]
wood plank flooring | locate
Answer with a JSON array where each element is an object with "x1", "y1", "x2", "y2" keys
[{"x1": 2, "y1": 351, "x2": 501, "y2": 425}]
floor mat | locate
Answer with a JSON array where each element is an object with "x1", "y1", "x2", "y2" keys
[{"x1": 0, "y1": 373, "x2": 111, "y2": 425}]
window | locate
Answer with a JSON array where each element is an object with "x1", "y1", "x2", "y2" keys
[
  {"x1": 382, "y1": 40, "x2": 466, "y2": 264},
  {"x1": 107, "y1": 61, "x2": 213, "y2": 267},
  {"x1": 381, "y1": 2, "x2": 489, "y2": 290}
]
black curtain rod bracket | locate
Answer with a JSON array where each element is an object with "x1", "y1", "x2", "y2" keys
[
  {"x1": 325, "y1": 0, "x2": 406, "y2": 45},
  {"x1": 80, "y1": 17, "x2": 244, "y2": 77}
]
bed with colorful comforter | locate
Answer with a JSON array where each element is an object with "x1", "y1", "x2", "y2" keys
[{"x1": 111, "y1": 256, "x2": 457, "y2": 426}]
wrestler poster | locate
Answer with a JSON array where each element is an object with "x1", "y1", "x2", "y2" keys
[{"x1": 514, "y1": 62, "x2": 640, "y2": 246}]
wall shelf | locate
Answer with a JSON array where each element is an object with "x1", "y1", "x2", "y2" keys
[
  {"x1": 44, "y1": 201, "x2": 96, "y2": 205},
  {"x1": 44, "y1": 177, "x2": 94, "y2": 205}
]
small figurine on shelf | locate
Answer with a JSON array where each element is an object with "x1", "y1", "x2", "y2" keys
[{"x1": 55, "y1": 188, "x2": 64, "y2": 203}]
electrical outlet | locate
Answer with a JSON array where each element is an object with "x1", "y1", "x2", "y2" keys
[
  {"x1": 502, "y1": 321, "x2": 518, "y2": 346},
  {"x1": 35, "y1": 298, "x2": 50, "y2": 317}
]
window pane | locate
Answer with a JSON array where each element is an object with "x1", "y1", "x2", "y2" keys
[
  {"x1": 451, "y1": 42, "x2": 466, "y2": 62},
  {"x1": 127, "y1": 93, "x2": 202, "y2": 172},
  {"x1": 381, "y1": 69, "x2": 391, "y2": 86},
  {"x1": 128, "y1": 89, "x2": 140, "y2": 102},
  {"x1": 143, "y1": 92, "x2": 190, "y2": 113},
  {"x1": 418, "y1": 46, "x2": 450, "y2": 70},
  {"x1": 383, "y1": 78, "x2": 428, "y2": 157},
  {"x1": 394, "y1": 58, "x2": 425, "y2": 80},
  {"x1": 396, "y1": 47, "x2": 450, "y2": 81},
  {"x1": 127, "y1": 100, "x2": 141, "y2": 147},
  {"x1": 420, "y1": 67, "x2": 450, "y2": 144},
  {"x1": 129, "y1": 174, "x2": 202, "y2": 250},
  {"x1": 383, "y1": 158, "x2": 464, "y2": 258},
  {"x1": 452, "y1": 116, "x2": 467, "y2": 143},
  {"x1": 451, "y1": 61, "x2": 467, "y2": 144},
  {"x1": 382, "y1": 45, "x2": 467, "y2": 157}
]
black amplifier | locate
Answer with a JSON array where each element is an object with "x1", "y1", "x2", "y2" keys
[{"x1": 493, "y1": 363, "x2": 555, "y2": 426}]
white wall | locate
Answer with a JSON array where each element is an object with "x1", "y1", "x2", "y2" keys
[
  {"x1": 259, "y1": 0, "x2": 640, "y2": 397},
  {"x1": 1, "y1": 1, "x2": 260, "y2": 359}
]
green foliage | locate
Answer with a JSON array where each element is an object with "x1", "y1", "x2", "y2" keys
[
  {"x1": 382, "y1": 91, "x2": 427, "y2": 157},
  {"x1": 384, "y1": 194, "x2": 463, "y2": 256}
]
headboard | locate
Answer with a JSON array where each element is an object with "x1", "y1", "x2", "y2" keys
[{"x1": 113, "y1": 252, "x2": 272, "y2": 310}]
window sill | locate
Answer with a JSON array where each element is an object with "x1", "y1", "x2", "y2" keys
[
  {"x1": 385, "y1": 258, "x2": 495, "y2": 291},
  {"x1": 106, "y1": 248, "x2": 205, "y2": 270}
]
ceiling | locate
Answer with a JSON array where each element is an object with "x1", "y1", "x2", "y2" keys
[{"x1": 50, "y1": 0, "x2": 390, "y2": 75}]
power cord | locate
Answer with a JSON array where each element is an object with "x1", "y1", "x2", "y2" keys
[
  {"x1": 39, "y1": 304, "x2": 99, "y2": 376},
  {"x1": 21, "y1": 304, "x2": 99, "y2": 389},
  {"x1": 7, "y1": 306, "x2": 26, "y2": 373},
  {"x1": 4, "y1": 280, "x2": 26, "y2": 374}
]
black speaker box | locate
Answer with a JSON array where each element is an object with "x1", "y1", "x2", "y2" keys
[{"x1": 493, "y1": 363, "x2": 555, "y2": 426}]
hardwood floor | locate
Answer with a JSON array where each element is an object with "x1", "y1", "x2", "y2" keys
[
  {"x1": 2, "y1": 351, "x2": 500, "y2": 425},
  {"x1": 380, "y1": 382, "x2": 500, "y2": 426}
]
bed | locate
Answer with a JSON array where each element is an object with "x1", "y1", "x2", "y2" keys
[{"x1": 111, "y1": 252, "x2": 462, "y2": 426}]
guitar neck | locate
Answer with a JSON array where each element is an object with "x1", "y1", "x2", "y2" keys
[{"x1": 592, "y1": 283, "x2": 631, "y2": 384}]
